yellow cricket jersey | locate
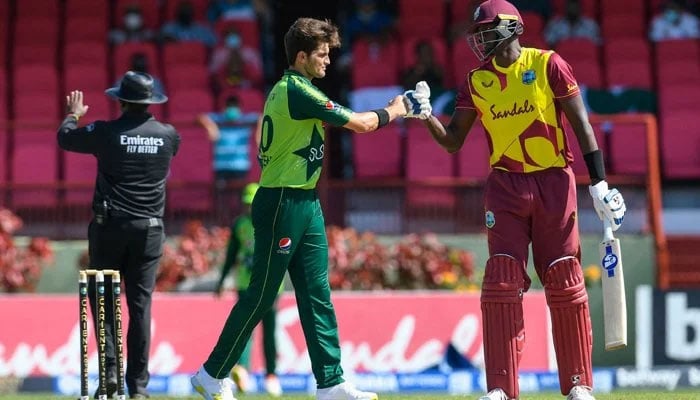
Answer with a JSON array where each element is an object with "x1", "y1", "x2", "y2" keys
[{"x1": 456, "y1": 47, "x2": 580, "y2": 173}]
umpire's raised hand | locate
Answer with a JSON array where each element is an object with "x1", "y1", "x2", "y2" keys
[{"x1": 65, "y1": 90, "x2": 89, "y2": 119}]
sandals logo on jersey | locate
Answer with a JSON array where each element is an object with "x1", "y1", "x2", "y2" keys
[
  {"x1": 485, "y1": 210, "x2": 495, "y2": 228},
  {"x1": 277, "y1": 237, "x2": 292, "y2": 254}
]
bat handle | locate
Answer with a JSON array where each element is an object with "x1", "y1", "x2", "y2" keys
[{"x1": 603, "y1": 219, "x2": 614, "y2": 242}]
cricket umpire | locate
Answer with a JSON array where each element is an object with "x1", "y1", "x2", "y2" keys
[{"x1": 58, "y1": 71, "x2": 180, "y2": 399}]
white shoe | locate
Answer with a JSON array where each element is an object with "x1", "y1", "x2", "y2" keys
[
  {"x1": 317, "y1": 382, "x2": 378, "y2": 400},
  {"x1": 567, "y1": 386, "x2": 595, "y2": 400},
  {"x1": 478, "y1": 388, "x2": 508, "y2": 400},
  {"x1": 191, "y1": 366, "x2": 237, "y2": 400},
  {"x1": 230, "y1": 365, "x2": 250, "y2": 393},
  {"x1": 264, "y1": 374, "x2": 283, "y2": 397}
]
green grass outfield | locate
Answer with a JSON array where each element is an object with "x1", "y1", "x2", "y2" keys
[{"x1": 4, "y1": 392, "x2": 700, "y2": 400}]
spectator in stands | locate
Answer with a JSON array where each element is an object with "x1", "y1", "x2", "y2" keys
[
  {"x1": 401, "y1": 40, "x2": 446, "y2": 106},
  {"x1": 198, "y1": 95, "x2": 260, "y2": 220},
  {"x1": 115, "y1": 53, "x2": 166, "y2": 95},
  {"x1": 649, "y1": 0, "x2": 700, "y2": 42},
  {"x1": 343, "y1": 0, "x2": 395, "y2": 45},
  {"x1": 543, "y1": 0, "x2": 601, "y2": 47},
  {"x1": 510, "y1": 0, "x2": 552, "y2": 21},
  {"x1": 161, "y1": 0, "x2": 217, "y2": 48},
  {"x1": 109, "y1": 5, "x2": 155, "y2": 44},
  {"x1": 207, "y1": 0, "x2": 267, "y2": 22},
  {"x1": 209, "y1": 27, "x2": 264, "y2": 90}
]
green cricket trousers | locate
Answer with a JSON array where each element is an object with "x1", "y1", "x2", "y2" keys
[{"x1": 204, "y1": 187, "x2": 344, "y2": 388}]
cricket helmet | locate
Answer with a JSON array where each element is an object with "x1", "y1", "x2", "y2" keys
[
  {"x1": 105, "y1": 71, "x2": 168, "y2": 104},
  {"x1": 467, "y1": 0, "x2": 524, "y2": 61}
]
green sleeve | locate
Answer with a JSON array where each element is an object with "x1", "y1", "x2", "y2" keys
[
  {"x1": 288, "y1": 78, "x2": 352, "y2": 126},
  {"x1": 217, "y1": 219, "x2": 242, "y2": 289}
]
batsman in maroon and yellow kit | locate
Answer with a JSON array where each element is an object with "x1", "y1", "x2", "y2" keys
[{"x1": 403, "y1": 1, "x2": 627, "y2": 399}]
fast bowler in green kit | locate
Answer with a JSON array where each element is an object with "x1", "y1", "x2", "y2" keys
[{"x1": 191, "y1": 17, "x2": 409, "y2": 400}]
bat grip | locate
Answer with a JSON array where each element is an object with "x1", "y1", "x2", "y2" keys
[{"x1": 603, "y1": 219, "x2": 614, "y2": 242}]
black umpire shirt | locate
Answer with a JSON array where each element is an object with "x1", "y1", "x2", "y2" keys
[{"x1": 57, "y1": 111, "x2": 180, "y2": 219}]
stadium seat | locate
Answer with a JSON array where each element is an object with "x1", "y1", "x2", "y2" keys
[
  {"x1": 163, "y1": 42, "x2": 209, "y2": 66},
  {"x1": 399, "y1": 15, "x2": 445, "y2": 40},
  {"x1": 600, "y1": 0, "x2": 646, "y2": 17},
  {"x1": 399, "y1": 0, "x2": 446, "y2": 19},
  {"x1": 450, "y1": 0, "x2": 472, "y2": 24},
  {"x1": 607, "y1": 121, "x2": 648, "y2": 176},
  {"x1": 658, "y1": 83, "x2": 700, "y2": 113},
  {"x1": 11, "y1": 130, "x2": 59, "y2": 208},
  {"x1": 400, "y1": 37, "x2": 449, "y2": 75},
  {"x1": 114, "y1": 0, "x2": 161, "y2": 29},
  {"x1": 215, "y1": 19, "x2": 261, "y2": 49},
  {"x1": 247, "y1": 131, "x2": 261, "y2": 182},
  {"x1": 167, "y1": 127, "x2": 213, "y2": 211},
  {"x1": 167, "y1": 89, "x2": 214, "y2": 124},
  {"x1": 0, "y1": 68, "x2": 6, "y2": 121},
  {"x1": 353, "y1": 123, "x2": 403, "y2": 178},
  {"x1": 655, "y1": 39, "x2": 700, "y2": 63},
  {"x1": 14, "y1": 94, "x2": 60, "y2": 124},
  {"x1": 568, "y1": 59, "x2": 604, "y2": 88},
  {"x1": 606, "y1": 60, "x2": 652, "y2": 89},
  {"x1": 457, "y1": 122, "x2": 491, "y2": 181},
  {"x1": 165, "y1": 65, "x2": 210, "y2": 94},
  {"x1": 551, "y1": 0, "x2": 597, "y2": 17},
  {"x1": 661, "y1": 111, "x2": 700, "y2": 178},
  {"x1": 520, "y1": 11, "x2": 545, "y2": 37},
  {"x1": 66, "y1": 0, "x2": 109, "y2": 19},
  {"x1": 16, "y1": 0, "x2": 59, "y2": 19},
  {"x1": 0, "y1": 129, "x2": 6, "y2": 184},
  {"x1": 602, "y1": 14, "x2": 646, "y2": 39},
  {"x1": 13, "y1": 45, "x2": 57, "y2": 67},
  {"x1": 14, "y1": 65, "x2": 59, "y2": 94},
  {"x1": 656, "y1": 60, "x2": 700, "y2": 86},
  {"x1": 164, "y1": 0, "x2": 210, "y2": 23},
  {"x1": 14, "y1": 18, "x2": 59, "y2": 48},
  {"x1": 555, "y1": 38, "x2": 599, "y2": 62},
  {"x1": 80, "y1": 90, "x2": 114, "y2": 121},
  {"x1": 64, "y1": 41, "x2": 109, "y2": 69},
  {"x1": 65, "y1": 65, "x2": 109, "y2": 93},
  {"x1": 217, "y1": 87, "x2": 266, "y2": 113},
  {"x1": 62, "y1": 152, "x2": 97, "y2": 206},
  {"x1": 604, "y1": 38, "x2": 651, "y2": 63},
  {"x1": 113, "y1": 42, "x2": 161, "y2": 78},
  {"x1": 65, "y1": 17, "x2": 109, "y2": 43},
  {"x1": 351, "y1": 39, "x2": 400, "y2": 88},
  {"x1": 451, "y1": 38, "x2": 482, "y2": 87}
]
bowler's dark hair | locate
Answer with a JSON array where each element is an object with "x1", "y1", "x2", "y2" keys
[{"x1": 284, "y1": 18, "x2": 341, "y2": 66}]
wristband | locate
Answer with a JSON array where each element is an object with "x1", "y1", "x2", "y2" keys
[
  {"x1": 67, "y1": 113, "x2": 80, "y2": 121},
  {"x1": 583, "y1": 149, "x2": 606, "y2": 185},
  {"x1": 371, "y1": 108, "x2": 390, "y2": 129}
]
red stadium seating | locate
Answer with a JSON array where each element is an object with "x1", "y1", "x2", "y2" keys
[
  {"x1": 450, "y1": 0, "x2": 473, "y2": 24},
  {"x1": 246, "y1": 131, "x2": 261, "y2": 182},
  {"x1": 167, "y1": 89, "x2": 214, "y2": 123},
  {"x1": 14, "y1": 18, "x2": 59, "y2": 48},
  {"x1": 399, "y1": 0, "x2": 446, "y2": 19},
  {"x1": 555, "y1": 39, "x2": 603, "y2": 88},
  {"x1": 658, "y1": 83, "x2": 700, "y2": 112},
  {"x1": 0, "y1": 128, "x2": 6, "y2": 183},
  {"x1": 113, "y1": 42, "x2": 161, "y2": 78},
  {"x1": 521, "y1": 11, "x2": 545, "y2": 37},
  {"x1": 163, "y1": 42, "x2": 209, "y2": 66},
  {"x1": 606, "y1": 60, "x2": 652, "y2": 89},
  {"x1": 81, "y1": 90, "x2": 114, "y2": 121},
  {"x1": 654, "y1": 39, "x2": 700, "y2": 63},
  {"x1": 604, "y1": 38, "x2": 651, "y2": 63},
  {"x1": 215, "y1": 19, "x2": 261, "y2": 49},
  {"x1": 165, "y1": 65, "x2": 210, "y2": 93},
  {"x1": 65, "y1": 65, "x2": 109, "y2": 93},
  {"x1": 66, "y1": 0, "x2": 109, "y2": 19},
  {"x1": 16, "y1": 0, "x2": 59, "y2": 19},
  {"x1": 0, "y1": 68, "x2": 6, "y2": 121},
  {"x1": 607, "y1": 121, "x2": 648, "y2": 176},
  {"x1": 13, "y1": 45, "x2": 57, "y2": 67},
  {"x1": 661, "y1": 111, "x2": 700, "y2": 178},
  {"x1": 65, "y1": 17, "x2": 109, "y2": 43},
  {"x1": 11, "y1": 130, "x2": 59, "y2": 208},
  {"x1": 551, "y1": 0, "x2": 597, "y2": 17},
  {"x1": 62, "y1": 152, "x2": 97, "y2": 205},
  {"x1": 656, "y1": 61, "x2": 700, "y2": 86},
  {"x1": 600, "y1": 0, "x2": 647, "y2": 17},
  {"x1": 114, "y1": 0, "x2": 161, "y2": 29},
  {"x1": 353, "y1": 124, "x2": 403, "y2": 178},
  {"x1": 217, "y1": 88, "x2": 266, "y2": 113},
  {"x1": 167, "y1": 127, "x2": 213, "y2": 211},
  {"x1": 14, "y1": 94, "x2": 60, "y2": 124},
  {"x1": 14, "y1": 65, "x2": 59, "y2": 94},
  {"x1": 399, "y1": 15, "x2": 445, "y2": 41},
  {"x1": 457, "y1": 122, "x2": 491, "y2": 181},
  {"x1": 64, "y1": 41, "x2": 109, "y2": 69},
  {"x1": 602, "y1": 14, "x2": 646, "y2": 40},
  {"x1": 351, "y1": 39, "x2": 400, "y2": 88}
]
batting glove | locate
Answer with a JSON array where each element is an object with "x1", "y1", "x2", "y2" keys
[
  {"x1": 403, "y1": 81, "x2": 432, "y2": 120},
  {"x1": 589, "y1": 180, "x2": 626, "y2": 231}
]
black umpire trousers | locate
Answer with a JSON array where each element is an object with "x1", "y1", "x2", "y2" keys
[{"x1": 87, "y1": 216, "x2": 164, "y2": 396}]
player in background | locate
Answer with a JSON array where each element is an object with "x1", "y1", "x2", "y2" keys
[
  {"x1": 191, "y1": 17, "x2": 408, "y2": 400},
  {"x1": 403, "y1": 0, "x2": 626, "y2": 399},
  {"x1": 214, "y1": 182, "x2": 283, "y2": 397}
]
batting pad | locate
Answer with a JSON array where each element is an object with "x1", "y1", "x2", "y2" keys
[
  {"x1": 544, "y1": 257, "x2": 593, "y2": 395},
  {"x1": 480, "y1": 255, "x2": 526, "y2": 400}
]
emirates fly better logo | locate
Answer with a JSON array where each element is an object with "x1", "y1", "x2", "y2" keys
[{"x1": 277, "y1": 237, "x2": 292, "y2": 255}]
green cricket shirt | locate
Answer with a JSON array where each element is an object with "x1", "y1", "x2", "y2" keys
[{"x1": 258, "y1": 69, "x2": 352, "y2": 189}]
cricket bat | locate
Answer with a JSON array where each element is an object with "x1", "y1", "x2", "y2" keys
[{"x1": 599, "y1": 220, "x2": 627, "y2": 351}]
